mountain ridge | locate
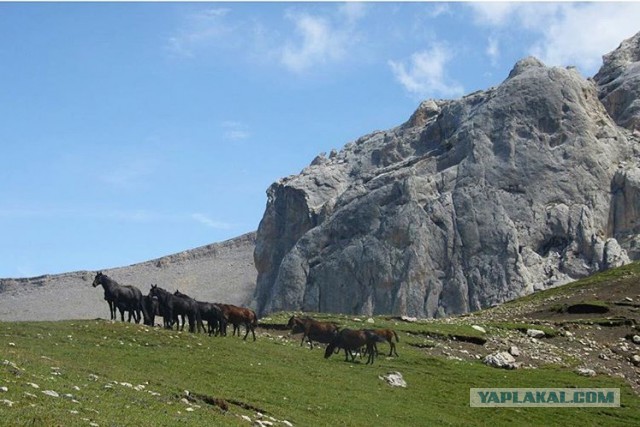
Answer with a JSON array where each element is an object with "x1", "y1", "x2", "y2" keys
[{"x1": 0, "y1": 232, "x2": 257, "y2": 321}]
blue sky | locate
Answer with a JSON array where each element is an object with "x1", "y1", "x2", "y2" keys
[{"x1": 1, "y1": 2, "x2": 639, "y2": 278}]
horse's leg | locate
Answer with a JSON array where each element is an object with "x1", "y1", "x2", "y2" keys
[
  {"x1": 367, "y1": 344, "x2": 375, "y2": 365},
  {"x1": 251, "y1": 325, "x2": 256, "y2": 342},
  {"x1": 243, "y1": 322, "x2": 249, "y2": 341},
  {"x1": 300, "y1": 334, "x2": 306, "y2": 347}
]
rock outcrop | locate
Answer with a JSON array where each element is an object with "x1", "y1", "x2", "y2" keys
[{"x1": 252, "y1": 32, "x2": 640, "y2": 317}]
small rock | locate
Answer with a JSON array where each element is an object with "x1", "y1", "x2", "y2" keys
[
  {"x1": 632, "y1": 335, "x2": 640, "y2": 345},
  {"x1": 599, "y1": 353, "x2": 610, "y2": 360},
  {"x1": 282, "y1": 421, "x2": 293, "y2": 427},
  {"x1": 366, "y1": 318, "x2": 375, "y2": 324},
  {"x1": 185, "y1": 407, "x2": 194, "y2": 412},
  {"x1": 0, "y1": 387, "x2": 7, "y2": 393},
  {"x1": 379, "y1": 371, "x2": 407, "y2": 388},
  {"x1": 509, "y1": 346, "x2": 520, "y2": 357},
  {"x1": 576, "y1": 368, "x2": 596, "y2": 377},
  {"x1": 631, "y1": 355, "x2": 640, "y2": 366},
  {"x1": 8, "y1": 343, "x2": 15, "y2": 347},
  {"x1": 526, "y1": 329, "x2": 546, "y2": 339},
  {"x1": 1, "y1": 399, "x2": 14, "y2": 407},
  {"x1": 625, "y1": 297, "x2": 633, "y2": 302},
  {"x1": 484, "y1": 351, "x2": 519, "y2": 369},
  {"x1": 88, "y1": 374, "x2": 99, "y2": 381},
  {"x1": 42, "y1": 390, "x2": 59, "y2": 398},
  {"x1": 472, "y1": 325, "x2": 486, "y2": 334},
  {"x1": 27, "y1": 383, "x2": 40, "y2": 389},
  {"x1": 400, "y1": 316, "x2": 417, "y2": 323},
  {"x1": 241, "y1": 415, "x2": 252, "y2": 422}
]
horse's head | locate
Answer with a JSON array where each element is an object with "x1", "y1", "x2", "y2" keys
[
  {"x1": 324, "y1": 341, "x2": 337, "y2": 359},
  {"x1": 149, "y1": 284, "x2": 161, "y2": 297},
  {"x1": 286, "y1": 316, "x2": 297, "y2": 329},
  {"x1": 92, "y1": 272, "x2": 104, "y2": 288}
]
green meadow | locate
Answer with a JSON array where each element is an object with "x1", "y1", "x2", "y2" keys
[{"x1": 1, "y1": 316, "x2": 638, "y2": 426}]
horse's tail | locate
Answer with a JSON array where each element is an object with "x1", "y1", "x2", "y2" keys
[
  {"x1": 393, "y1": 329, "x2": 399, "y2": 342},
  {"x1": 196, "y1": 307, "x2": 205, "y2": 334}
]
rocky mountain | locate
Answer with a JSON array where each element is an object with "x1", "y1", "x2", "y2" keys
[
  {"x1": 0, "y1": 232, "x2": 256, "y2": 321},
  {"x1": 252, "y1": 32, "x2": 640, "y2": 318}
]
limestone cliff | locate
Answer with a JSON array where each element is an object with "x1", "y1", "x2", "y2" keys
[{"x1": 253, "y1": 32, "x2": 640, "y2": 317}]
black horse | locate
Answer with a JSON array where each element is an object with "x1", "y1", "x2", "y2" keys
[
  {"x1": 173, "y1": 290, "x2": 225, "y2": 335},
  {"x1": 149, "y1": 285, "x2": 202, "y2": 333},
  {"x1": 92, "y1": 272, "x2": 144, "y2": 323},
  {"x1": 141, "y1": 294, "x2": 161, "y2": 326}
]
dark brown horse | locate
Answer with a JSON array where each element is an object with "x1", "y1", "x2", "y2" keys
[
  {"x1": 287, "y1": 316, "x2": 339, "y2": 349},
  {"x1": 324, "y1": 329, "x2": 385, "y2": 365},
  {"x1": 366, "y1": 328, "x2": 400, "y2": 357},
  {"x1": 218, "y1": 304, "x2": 258, "y2": 341},
  {"x1": 92, "y1": 272, "x2": 143, "y2": 323}
]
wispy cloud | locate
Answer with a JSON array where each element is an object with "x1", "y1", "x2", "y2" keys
[
  {"x1": 99, "y1": 158, "x2": 158, "y2": 190},
  {"x1": 468, "y1": 3, "x2": 640, "y2": 75},
  {"x1": 221, "y1": 121, "x2": 250, "y2": 141},
  {"x1": 191, "y1": 213, "x2": 232, "y2": 229},
  {"x1": 388, "y1": 43, "x2": 464, "y2": 99},
  {"x1": 279, "y1": 10, "x2": 357, "y2": 73},
  {"x1": 486, "y1": 35, "x2": 500, "y2": 66},
  {"x1": 167, "y1": 8, "x2": 234, "y2": 57},
  {"x1": 426, "y1": 3, "x2": 452, "y2": 19},
  {"x1": 0, "y1": 206, "x2": 234, "y2": 231}
]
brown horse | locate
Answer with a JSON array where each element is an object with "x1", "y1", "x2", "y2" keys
[
  {"x1": 366, "y1": 328, "x2": 400, "y2": 357},
  {"x1": 287, "y1": 316, "x2": 339, "y2": 349},
  {"x1": 324, "y1": 329, "x2": 385, "y2": 365},
  {"x1": 218, "y1": 304, "x2": 258, "y2": 341}
]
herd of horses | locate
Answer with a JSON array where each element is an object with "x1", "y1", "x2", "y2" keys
[{"x1": 92, "y1": 272, "x2": 399, "y2": 364}]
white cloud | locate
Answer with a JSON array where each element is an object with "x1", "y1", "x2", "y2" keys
[
  {"x1": 388, "y1": 43, "x2": 464, "y2": 99},
  {"x1": 529, "y1": 4, "x2": 640, "y2": 73},
  {"x1": 469, "y1": 3, "x2": 640, "y2": 75},
  {"x1": 280, "y1": 11, "x2": 351, "y2": 73},
  {"x1": 191, "y1": 213, "x2": 232, "y2": 229}
]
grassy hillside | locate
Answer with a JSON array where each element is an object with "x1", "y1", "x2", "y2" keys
[
  {"x1": 1, "y1": 317, "x2": 638, "y2": 426},
  {"x1": 3, "y1": 262, "x2": 640, "y2": 426}
]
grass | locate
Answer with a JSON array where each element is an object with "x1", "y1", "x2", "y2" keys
[{"x1": 1, "y1": 319, "x2": 639, "y2": 426}]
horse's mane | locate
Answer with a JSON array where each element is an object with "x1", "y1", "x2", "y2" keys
[{"x1": 100, "y1": 273, "x2": 120, "y2": 287}]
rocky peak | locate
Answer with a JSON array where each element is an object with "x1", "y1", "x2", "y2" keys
[
  {"x1": 252, "y1": 33, "x2": 640, "y2": 318},
  {"x1": 594, "y1": 31, "x2": 640, "y2": 132},
  {"x1": 507, "y1": 56, "x2": 546, "y2": 79}
]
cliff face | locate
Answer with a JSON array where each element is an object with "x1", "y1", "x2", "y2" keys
[{"x1": 253, "y1": 32, "x2": 640, "y2": 318}]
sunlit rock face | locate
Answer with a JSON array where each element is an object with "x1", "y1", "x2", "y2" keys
[{"x1": 253, "y1": 32, "x2": 640, "y2": 318}]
